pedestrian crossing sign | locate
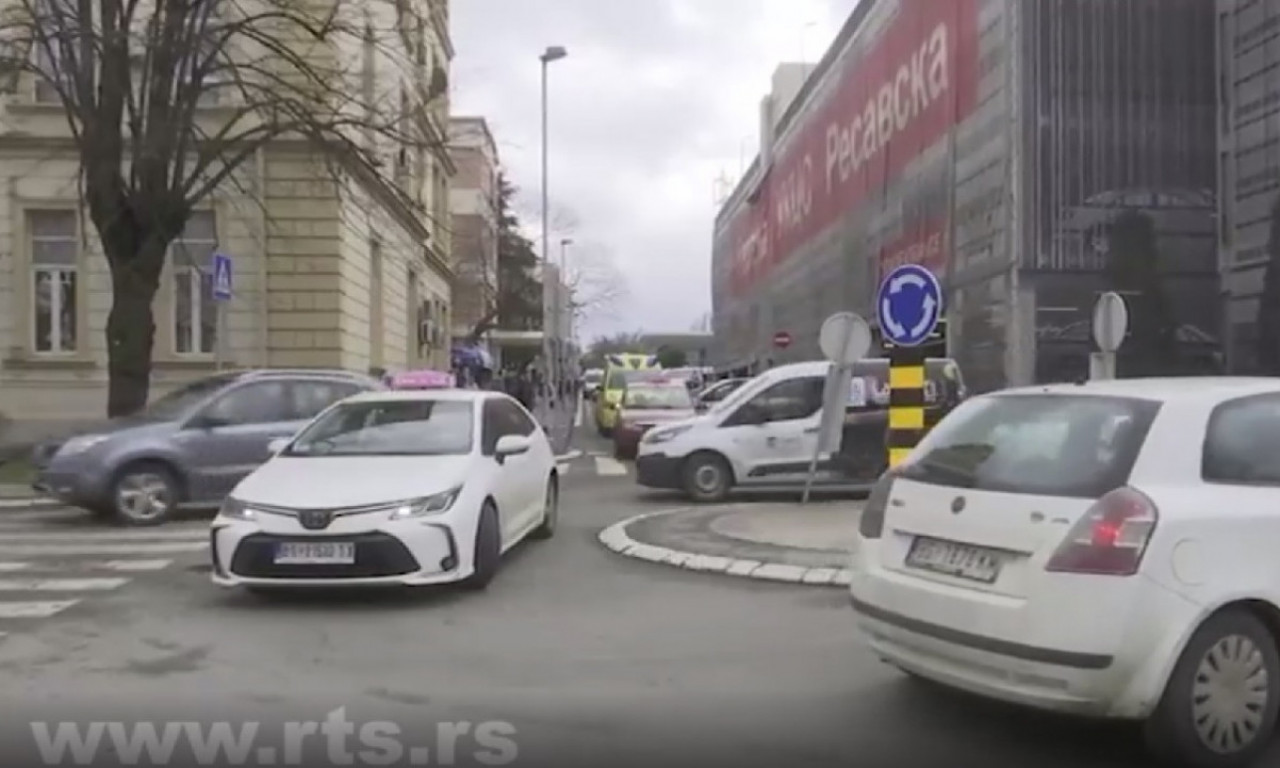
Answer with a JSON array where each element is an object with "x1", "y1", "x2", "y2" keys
[{"x1": 211, "y1": 252, "x2": 232, "y2": 302}]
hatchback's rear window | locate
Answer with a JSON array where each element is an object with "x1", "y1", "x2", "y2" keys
[{"x1": 899, "y1": 393, "x2": 1161, "y2": 498}]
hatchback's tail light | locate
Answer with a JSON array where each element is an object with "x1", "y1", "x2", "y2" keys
[
  {"x1": 1044, "y1": 486, "x2": 1158, "y2": 576},
  {"x1": 858, "y1": 469, "x2": 900, "y2": 539}
]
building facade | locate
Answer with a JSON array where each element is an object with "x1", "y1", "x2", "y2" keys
[
  {"x1": 1218, "y1": 0, "x2": 1280, "y2": 372},
  {"x1": 0, "y1": 0, "x2": 457, "y2": 428},
  {"x1": 711, "y1": 0, "x2": 1220, "y2": 392},
  {"x1": 447, "y1": 116, "x2": 500, "y2": 345}
]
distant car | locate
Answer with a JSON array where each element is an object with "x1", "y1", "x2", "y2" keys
[
  {"x1": 849, "y1": 377, "x2": 1280, "y2": 768},
  {"x1": 694, "y1": 378, "x2": 747, "y2": 412},
  {"x1": 210, "y1": 389, "x2": 558, "y2": 592},
  {"x1": 613, "y1": 380, "x2": 697, "y2": 460},
  {"x1": 33, "y1": 369, "x2": 382, "y2": 526},
  {"x1": 582, "y1": 368, "x2": 604, "y2": 400}
]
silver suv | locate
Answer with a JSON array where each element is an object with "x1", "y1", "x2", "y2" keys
[{"x1": 33, "y1": 369, "x2": 383, "y2": 526}]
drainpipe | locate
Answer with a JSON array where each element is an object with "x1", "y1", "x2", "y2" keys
[{"x1": 256, "y1": 146, "x2": 270, "y2": 367}]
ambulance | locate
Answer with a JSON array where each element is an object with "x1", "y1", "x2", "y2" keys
[{"x1": 594, "y1": 353, "x2": 662, "y2": 436}]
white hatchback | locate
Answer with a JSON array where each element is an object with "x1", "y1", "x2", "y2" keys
[
  {"x1": 210, "y1": 389, "x2": 559, "y2": 592},
  {"x1": 849, "y1": 378, "x2": 1280, "y2": 768}
]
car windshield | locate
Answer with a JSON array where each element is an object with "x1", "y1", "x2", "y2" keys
[
  {"x1": 898, "y1": 393, "x2": 1161, "y2": 498},
  {"x1": 623, "y1": 386, "x2": 693, "y2": 409},
  {"x1": 143, "y1": 373, "x2": 241, "y2": 419},
  {"x1": 283, "y1": 399, "x2": 474, "y2": 457}
]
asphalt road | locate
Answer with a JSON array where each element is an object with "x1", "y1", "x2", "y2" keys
[{"x1": 0, "y1": 414, "x2": 1263, "y2": 767}]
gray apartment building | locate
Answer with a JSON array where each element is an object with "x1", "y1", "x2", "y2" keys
[
  {"x1": 1219, "y1": 0, "x2": 1280, "y2": 372},
  {"x1": 710, "y1": 0, "x2": 1221, "y2": 392}
]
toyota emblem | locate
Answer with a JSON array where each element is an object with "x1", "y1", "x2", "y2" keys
[
  {"x1": 299, "y1": 510, "x2": 333, "y2": 530},
  {"x1": 950, "y1": 496, "x2": 966, "y2": 514}
]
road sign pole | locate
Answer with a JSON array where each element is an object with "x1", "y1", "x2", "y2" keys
[
  {"x1": 1090, "y1": 291, "x2": 1128, "y2": 381},
  {"x1": 804, "y1": 312, "x2": 871, "y2": 505},
  {"x1": 215, "y1": 303, "x2": 226, "y2": 372}
]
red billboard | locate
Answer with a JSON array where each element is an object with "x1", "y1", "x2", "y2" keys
[{"x1": 728, "y1": 0, "x2": 981, "y2": 296}]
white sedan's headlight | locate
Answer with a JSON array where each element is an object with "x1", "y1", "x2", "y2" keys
[
  {"x1": 388, "y1": 487, "x2": 462, "y2": 520},
  {"x1": 218, "y1": 497, "x2": 257, "y2": 521},
  {"x1": 643, "y1": 425, "x2": 692, "y2": 445},
  {"x1": 56, "y1": 434, "x2": 110, "y2": 457}
]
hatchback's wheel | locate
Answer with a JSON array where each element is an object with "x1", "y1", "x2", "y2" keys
[
  {"x1": 462, "y1": 501, "x2": 502, "y2": 590},
  {"x1": 110, "y1": 463, "x2": 179, "y2": 527},
  {"x1": 1145, "y1": 609, "x2": 1280, "y2": 768},
  {"x1": 682, "y1": 452, "x2": 732, "y2": 503},
  {"x1": 530, "y1": 476, "x2": 558, "y2": 540}
]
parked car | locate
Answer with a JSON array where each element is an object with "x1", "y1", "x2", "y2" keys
[
  {"x1": 210, "y1": 389, "x2": 557, "y2": 592},
  {"x1": 693, "y1": 377, "x2": 747, "y2": 412},
  {"x1": 849, "y1": 377, "x2": 1280, "y2": 768},
  {"x1": 612, "y1": 379, "x2": 697, "y2": 459},
  {"x1": 32, "y1": 369, "x2": 382, "y2": 526}
]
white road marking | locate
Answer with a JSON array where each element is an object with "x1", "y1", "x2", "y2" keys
[
  {"x1": 0, "y1": 509, "x2": 88, "y2": 524},
  {"x1": 0, "y1": 600, "x2": 80, "y2": 618},
  {"x1": 0, "y1": 542, "x2": 205, "y2": 556},
  {"x1": 556, "y1": 463, "x2": 570, "y2": 475},
  {"x1": 594, "y1": 457, "x2": 628, "y2": 477},
  {"x1": 0, "y1": 563, "x2": 29, "y2": 571},
  {"x1": 0, "y1": 577, "x2": 129, "y2": 591},
  {"x1": 0, "y1": 529, "x2": 207, "y2": 542},
  {"x1": 97, "y1": 559, "x2": 174, "y2": 572}
]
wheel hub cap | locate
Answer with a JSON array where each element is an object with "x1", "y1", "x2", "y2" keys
[
  {"x1": 116, "y1": 474, "x2": 171, "y2": 519},
  {"x1": 694, "y1": 465, "x2": 720, "y2": 491},
  {"x1": 1191, "y1": 634, "x2": 1270, "y2": 754}
]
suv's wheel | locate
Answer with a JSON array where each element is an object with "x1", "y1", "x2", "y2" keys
[
  {"x1": 682, "y1": 452, "x2": 732, "y2": 503},
  {"x1": 110, "y1": 463, "x2": 180, "y2": 527},
  {"x1": 1144, "y1": 608, "x2": 1280, "y2": 768}
]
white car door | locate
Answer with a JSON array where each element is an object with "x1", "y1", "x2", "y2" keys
[
  {"x1": 481, "y1": 400, "x2": 525, "y2": 543},
  {"x1": 722, "y1": 375, "x2": 827, "y2": 484},
  {"x1": 497, "y1": 399, "x2": 547, "y2": 532}
]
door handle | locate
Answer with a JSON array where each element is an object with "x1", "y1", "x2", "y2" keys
[{"x1": 804, "y1": 426, "x2": 821, "y2": 434}]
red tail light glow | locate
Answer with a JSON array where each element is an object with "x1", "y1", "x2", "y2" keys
[{"x1": 1044, "y1": 486, "x2": 1158, "y2": 576}]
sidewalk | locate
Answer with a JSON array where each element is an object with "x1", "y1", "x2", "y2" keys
[
  {"x1": 534, "y1": 392, "x2": 578, "y2": 456},
  {"x1": 598, "y1": 501, "x2": 860, "y2": 587}
]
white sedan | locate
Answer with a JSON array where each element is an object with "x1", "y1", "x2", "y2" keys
[
  {"x1": 849, "y1": 378, "x2": 1280, "y2": 768},
  {"x1": 210, "y1": 389, "x2": 558, "y2": 591}
]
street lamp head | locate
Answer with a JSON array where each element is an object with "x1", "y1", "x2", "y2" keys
[{"x1": 541, "y1": 46, "x2": 568, "y2": 63}]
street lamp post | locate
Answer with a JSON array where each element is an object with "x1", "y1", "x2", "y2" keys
[
  {"x1": 540, "y1": 45, "x2": 567, "y2": 409},
  {"x1": 559, "y1": 237, "x2": 573, "y2": 379}
]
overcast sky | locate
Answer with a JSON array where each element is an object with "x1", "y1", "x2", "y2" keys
[{"x1": 450, "y1": 0, "x2": 857, "y2": 342}]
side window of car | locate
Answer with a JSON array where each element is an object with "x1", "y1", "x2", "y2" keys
[
  {"x1": 481, "y1": 400, "x2": 505, "y2": 456},
  {"x1": 751, "y1": 376, "x2": 825, "y2": 422},
  {"x1": 1202, "y1": 394, "x2": 1280, "y2": 485},
  {"x1": 290, "y1": 380, "x2": 364, "y2": 420},
  {"x1": 204, "y1": 382, "x2": 291, "y2": 426},
  {"x1": 500, "y1": 399, "x2": 538, "y2": 437}
]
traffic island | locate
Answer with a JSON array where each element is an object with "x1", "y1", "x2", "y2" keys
[{"x1": 598, "y1": 501, "x2": 859, "y2": 587}]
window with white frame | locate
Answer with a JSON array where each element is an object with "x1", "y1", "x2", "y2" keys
[
  {"x1": 33, "y1": 29, "x2": 64, "y2": 103},
  {"x1": 172, "y1": 211, "x2": 219, "y2": 354},
  {"x1": 29, "y1": 210, "x2": 79, "y2": 353}
]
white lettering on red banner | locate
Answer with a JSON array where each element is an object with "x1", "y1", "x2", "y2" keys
[{"x1": 825, "y1": 24, "x2": 949, "y2": 193}]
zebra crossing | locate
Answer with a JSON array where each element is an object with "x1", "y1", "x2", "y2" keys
[
  {"x1": 0, "y1": 508, "x2": 206, "y2": 635},
  {"x1": 556, "y1": 450, "x2": 631, "y2": 479}
]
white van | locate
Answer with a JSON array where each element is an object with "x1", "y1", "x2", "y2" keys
[{"x1": 634, "y1": 359, "x2": 965, "y2": 502}]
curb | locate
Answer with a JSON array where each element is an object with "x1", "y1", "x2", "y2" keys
[{"x1": 597, "y1": 508, "x2": 853, "y2": 588}]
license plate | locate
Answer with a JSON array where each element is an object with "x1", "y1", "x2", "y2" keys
[
  {"x1": 905, "y1": 537, "x2": 1003, "y2": 583},
  {"x1": 274, "y1": 542, "x2": 355, "y2": 565}
]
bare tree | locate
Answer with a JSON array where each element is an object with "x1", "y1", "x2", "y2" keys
[
  {"x1": 562, "y1": 240, "x2": 627, "y2": 327},
  {"x1": 0, "y1": 0, "x2": 445, "y2": 415}
]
